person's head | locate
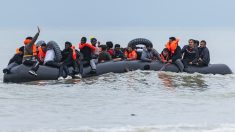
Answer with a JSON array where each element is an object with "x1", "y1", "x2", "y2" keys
[
  {"x1": 81, "y1": 37, "x2": 87, "y2": 44},
  {"x1": 146, "y1": 44, "x2": 153, "y2": 51},
  {"x1": 169, "y1": 37, "x2": 176, "y2": 43},
  {"x1": 100, "y1": 45, "x2": 107, "y2": 51},
  {"x1": 41, "y1": 43, "x2": 47, "y2": 52},
  {"x1": 114, "y1": 44, "x2": 121, "y2": 51},
  {"x1": 127, "y1": 46, "x2": 133, "y2": 52},
  {"x1": 91, "y1": 38, "x2": 97, "y2": 46},
  {"x1": 162, "y1": 48, "x2": 169, "y2": 57},
  {"x1": 188, "y1": 39, "x2": 195, "y2": 48},
  {"x1": 106, "y1": 41, "x2": 113, "y2": 49},
  {"x1": 65, "y1": 41, "x2": 72, "y2": 49},
  {"x1": 200, "y1": 40, "x2": 207, "y2": 48},
  {"x1": 24, "y1": 37, "x2": 33, "y2": 45},
  {"x1": 194, "y1": 40, "x2": 199, "y2": 47}
]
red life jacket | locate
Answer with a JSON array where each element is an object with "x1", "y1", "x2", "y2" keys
[
  {"x1": 37, "y1": 46, "x2": 46, "y2": 62},
  {"x1": 160, "y1": 53, "x2": 169, "y2": 62},
  {"x1": 71, "y1": 45, "x2": 77, "y2": 60}
]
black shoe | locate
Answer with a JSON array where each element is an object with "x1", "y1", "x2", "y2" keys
[
  {"x1": 3, "y1": 69, "x2": 10, "y2": 74},
  {"x1": 28, "y1": 70, "x2": 37, "y2": 76}
]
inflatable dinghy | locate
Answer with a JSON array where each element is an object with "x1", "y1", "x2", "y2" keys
[
  {"x1": 3, "y1": 38, "x2": 233, "y2": 83},
  {"x1": 3, "y1": 60, "x2": 232, "y2": 83}
]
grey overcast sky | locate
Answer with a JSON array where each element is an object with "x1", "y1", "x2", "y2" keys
[{"x1": 0, "y1": 0, "x2": 235, "y2": 28}]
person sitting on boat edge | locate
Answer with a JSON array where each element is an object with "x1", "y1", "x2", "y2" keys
[
  {"x1": 165, "y1": 37, "x2": 184, "y2": 72},
  {"x1": 58, "y1": 41, "x2": 81, "y2": 80},
  {"x1": 71, "y1": 44, "x2": 83, "y2": 78},
  {"x1": 113, "y1": 44, "x2": 124, "y2": 61},
  {"x1": 3, "y1": 46, "x2": 24, "y2": 74},
  {"x1": 36, "y1": 41, "x2": 47, "y2": 65},
  {"x1": 22, "y1": 27, "x2": 40, "y2": 76},
  {"x1": 44, "y1": 41, "x2": 65, "y2": 79},
  {"x1": 98, "y1": 45, "x2": 112, "y2": 63},
  {"x1": 195, "y1": 40, "x2": 210, "y2": 66},
  {"x1": 124, "y1": 46, "x2": 138, "y2": 61},
  {"x1": 160, "y1": 48, "x2": 171, "y2": 63},
  {"x1": 44, "y1": 41, "x2": 61, "y2": 68},
  {"x1": 141, "y1": 44, "x2": 161, "y2": 62},
  {"x1": 106, "y1": 41, "x2": 115, "y2": 58},
  {"x1": 79, "y1": 37, "x2": 97, "y2": 74},
  {"x1": 181, "y1": 39, "x2": 199, "y2": 70}
]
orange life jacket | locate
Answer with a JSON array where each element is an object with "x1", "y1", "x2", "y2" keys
[
  {"x1": 37, "y1": 46, "x2": 46, "y2": 62},
  {"x1": 79, "y1": 43, "x2": 95, "y2": 52},
  {"x1": 124, "y1": 50, "x2": 137, "y2": 60},
  {"x1": 24, "y1": 39, "x2": 37, "y2": 56},
  {"x1": 71, "y1": 45, "x2": 77, "y2": 60},
  {"x1": 16, "y1": 48, "x2": 20, "y2": 54},
  {"x1": 166, "y1": 39, "x2": 179, "y2": 55}
]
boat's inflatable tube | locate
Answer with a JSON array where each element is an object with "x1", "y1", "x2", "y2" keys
[
  {"x1": 3, "y1": 61, "x2": 233, "y2": 83},
  {"x1": 128, "y1": 38, "x2": 153, "y2": 48}
]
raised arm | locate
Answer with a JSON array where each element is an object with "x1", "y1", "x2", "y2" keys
[{"x1": 28, "y1": 27, "x2": 40, "y2": 47}]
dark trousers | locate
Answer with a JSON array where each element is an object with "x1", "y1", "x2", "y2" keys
[
  {"x1": 58, "y1": 60, "x2": 83, "y2": 77},
  {"x1": 45, "y1": 61, "x2": 67, "y2": 78},
  {"x1": 59, "y1": 63, "x2": 70, "y2": 77},
  {"x1": 23, "y1": 60, "x2": 40, "y2": 72},
  {"x1": 174, "y1": 59, "x2": 184, "y2": 72},
  {"x1": 76, "y1": 60, "x2": 83, "y2": 74}
]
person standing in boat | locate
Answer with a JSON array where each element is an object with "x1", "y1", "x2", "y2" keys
[
  {"x1": 3, "y1": 46, "x2": 24, "y2": 74},
  {"x1": 141, "y1": 44, "x2": 161, "y2": 62},
  {"x1": 124, "y1": 46, "x2": 138, "y2": 61},
  {"x1": 79, "y1": 37, "x2": 97, "y2": 74},
  {"x1": 181, "y1": 39, "x2": 199, "y2": 70},
  {"x1": 22, "y1": 27, "x2": 40, "y2": 76},
  {"x1": 195, "y1": 40, "x2": 210, "y2": 66},
  {"x1": 165, "y1": 37, "x2": 184, "y2": 72}
]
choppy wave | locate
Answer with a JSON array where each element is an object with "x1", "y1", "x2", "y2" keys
[{"x1": 1, "y1": 71, "x2": 235, "y2": 132}]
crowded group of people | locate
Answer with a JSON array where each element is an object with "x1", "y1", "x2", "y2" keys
[{"x1": 3, "y1": 27, "x2": 210, "y2": 80}]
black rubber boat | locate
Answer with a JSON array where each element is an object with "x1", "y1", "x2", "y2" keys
[
  {"x1": 3, "y1": 60, "x2": 232, "y2": 83},
  {"x1": 3, "y1": 38, "x2": 233, "y2": 83}
]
